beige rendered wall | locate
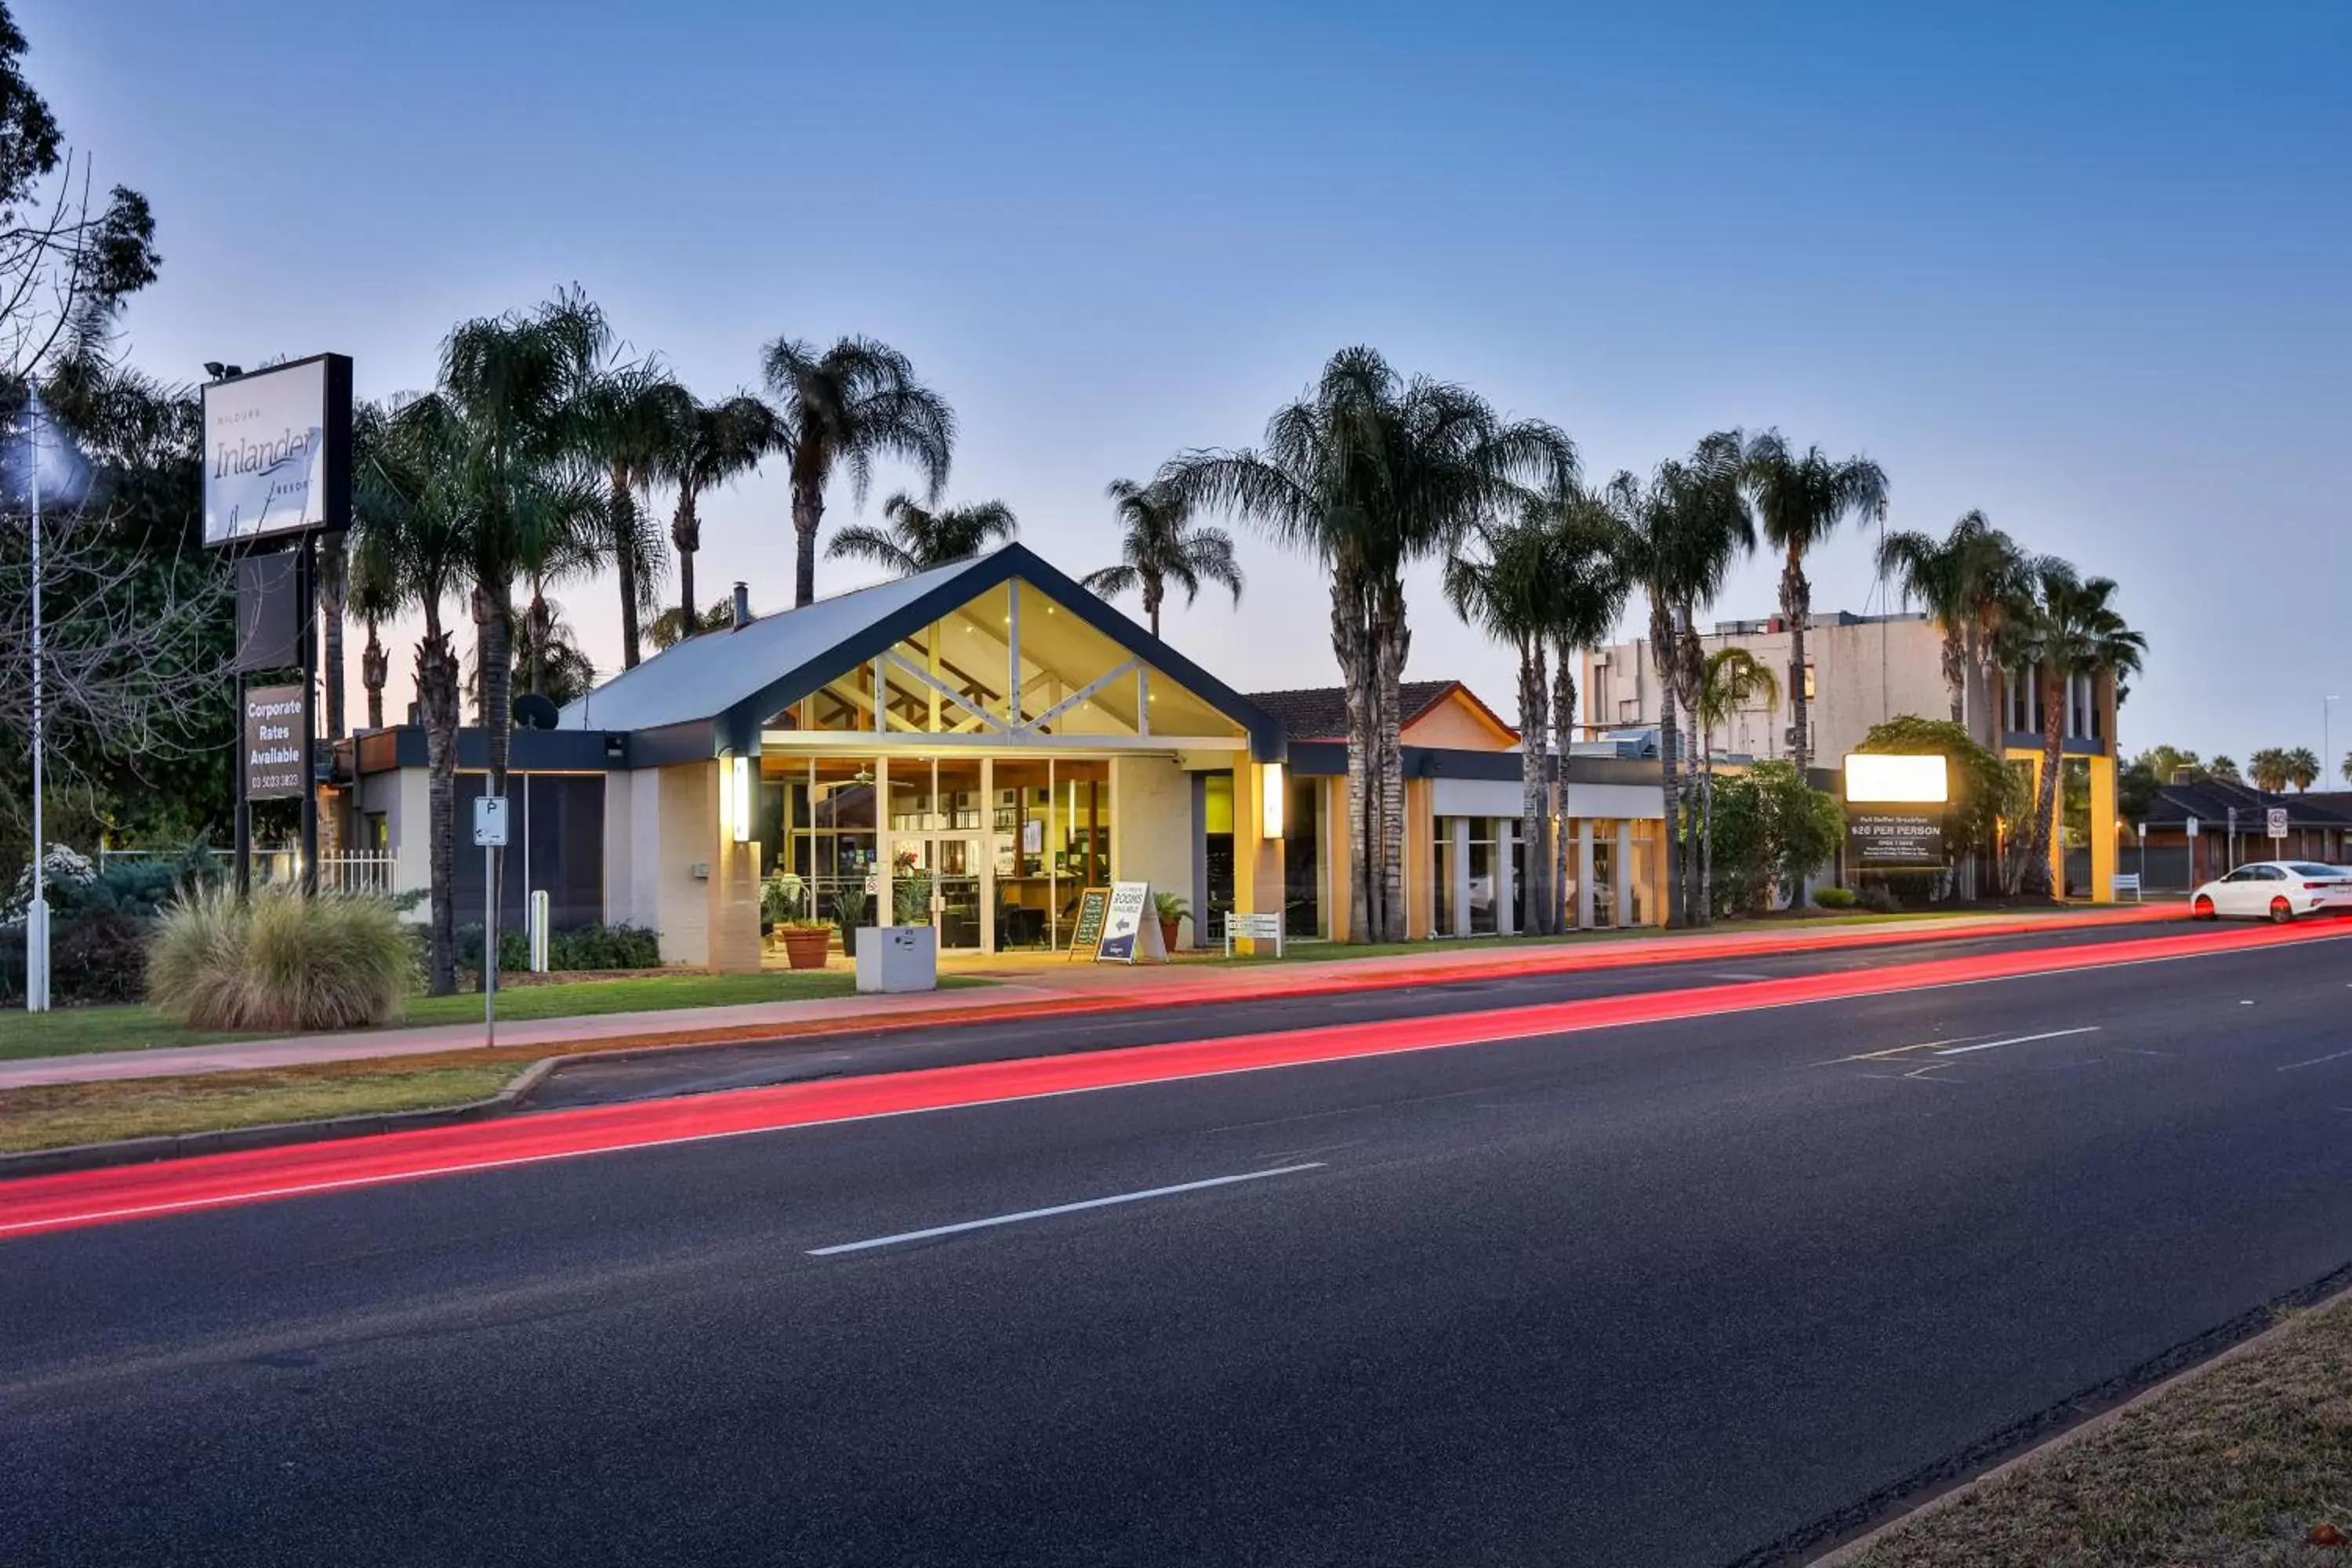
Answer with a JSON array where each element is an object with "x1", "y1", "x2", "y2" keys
[
  {"x1": 654, "y1": 763, "x2": 713, "y2": 967},
  {"x1": 1403, "y1": 694, "x2": 1515, "y2": 752},
  {"x1": 1111, "y1": 755, "x2": 1195, "y2": 931}
]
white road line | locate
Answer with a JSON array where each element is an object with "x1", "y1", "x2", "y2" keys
[
  {"x1": 1710, "y1": 971, "x2": 1773, "y2": 981},
  {"x1": 1934, "y1": 1026, "x2": 2103, "y2": 1057},
  {"x1": 1817, "y1": 1033, "x2": 1991, "y2": 1065},
  {"x1": 2277, "y1": 1048, "x2": 2352, "y2": 1073},
  {"x1": 804, "y1": 1163, "x2": 1326, "y2": 1256}
]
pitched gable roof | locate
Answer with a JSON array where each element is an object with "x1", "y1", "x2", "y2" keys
[
  {"x1": 1244, "y1": 681, "x2": 1514, "y2": 744},
  {"x1": 2144, "y1": 779, "x2": 2352, "y2": 829},
  {"x1": 558, "y1": 544, "x2": 1282, "y2": 760}
]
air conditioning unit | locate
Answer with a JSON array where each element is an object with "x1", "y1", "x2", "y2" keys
[{"x1": 1593, "y1": 650, "x2": 1613, "y2": 668}]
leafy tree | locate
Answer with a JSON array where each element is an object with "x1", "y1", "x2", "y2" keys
[
  {"x1": 1741, "y1": 431, "x2": 1889, "y2": 771},
  {"x1": 1998, "y1": 561, "x2": 2146, "y2": 896},
  {"x1": 1083, "y1": 477, "x2": 1243, "y2": 638},
  {"x1": 1707, "y1": 760, "x2": 1842, "y2": 917},
  {"x1": 659, "y1": 392, "x2": 775, "y2": 641},
  {"x1": 2209, "y1": 754, "x2": 2242, "y2": 784},
  {"x1": 760, "y1": 336, "x2": 955, "y2": 608},
  {"x1": 826, "y1": 492, "x2": 1016, "y2": 578},
  {"x1": 1160, "y1": 347, "x2": 1574, "y2": 942},
  {"x1": 1857, "y1": 716, "x2": 2024, "y2": 861}
]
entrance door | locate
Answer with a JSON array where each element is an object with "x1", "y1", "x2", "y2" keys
[
  {"x1": 896, "y1": 834, "x2": 985, "y2": 951},
  {"x1": 1592, "y1": 833, "x2": 1618, "y2": 927}
]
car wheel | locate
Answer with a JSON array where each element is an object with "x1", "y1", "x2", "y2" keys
[
  {"x1": 2270, "y1": 895, "x2": 2295, "y2": 924},
  {"x1": 2193, "y1": 895, "x2": 2216, "y2": 920}
]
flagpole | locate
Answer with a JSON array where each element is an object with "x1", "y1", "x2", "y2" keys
[{"x1": 25, "y1": 374, "x2": 47, "y2": 1012}]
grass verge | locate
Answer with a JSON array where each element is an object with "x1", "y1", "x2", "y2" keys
[
  {"x1": 0, "y1": 1063, "x2": 519, "y2": 1153},
  {"x1": 0, "y1": 971, "x2": 983, "y2": 1062},
  {"x1": 1838, "y1": 1290, "x2": 2352, "y2": 1566}
]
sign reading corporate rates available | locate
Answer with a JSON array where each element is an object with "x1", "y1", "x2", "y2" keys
[
  {"x1": 243, "y1": 684, "x2": 307, "y2": 800},
  {"x1": 201, "y1": 356, "x2": 354, "y2": 546}
]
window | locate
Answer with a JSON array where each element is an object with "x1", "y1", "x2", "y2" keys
[{"x1": 1802, "y1": 664, "x2": 1816, "y2": 702}]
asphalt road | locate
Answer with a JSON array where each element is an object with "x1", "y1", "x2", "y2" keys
[
  {"x1": 5, "y1": 926, "x2": 2351, "y2": 1566},
  {"x1": 532, "y1": 915, "x2": 2220, "y2": 1109}
]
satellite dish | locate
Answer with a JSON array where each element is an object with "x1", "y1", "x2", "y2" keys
[{"x1": 512, "y1": 693, "x2": 561, "y2": 731}]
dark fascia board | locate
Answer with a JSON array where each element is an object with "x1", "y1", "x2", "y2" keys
[
  {"x1": 2002, "y1": 731, "x2": 2111, "y2": 758},
  {"x1": 1412, "y1": 747, "x2": 1520, "y2": 782},
  {"x1": 1289, "y1": 741, "x2": 1349, "y2": 778},
  {"x1": 369, "y1": 726, "x2": 627, "y2": 774},
  {"x1": 715, "y1": 544, "x2": 1288, "y2": 763}
]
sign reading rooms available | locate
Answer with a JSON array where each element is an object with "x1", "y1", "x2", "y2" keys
[{"x1": 243, "y1": 684, "x2": 307, "y2": 800}]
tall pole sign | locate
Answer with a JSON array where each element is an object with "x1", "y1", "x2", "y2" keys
[{"x1": 201, "y1": 356, "x2": 353, "y2": 898}]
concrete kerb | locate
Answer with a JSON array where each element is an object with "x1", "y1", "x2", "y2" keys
[
  {"x1": 1803, "y1": 1272, "x2": 2352, "y2": 1565},
  {"x1": 0, "y1": 907, "x2": 2180, "y2": 1182}
]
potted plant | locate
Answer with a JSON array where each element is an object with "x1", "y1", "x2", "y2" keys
[
  {"x1": 766, "y1": 873, "x2": 833, "y2": 971},
  {"x1": 1152, "y1": 891, "x2": 1190, "y2": 953},
  {"x1": 834, "y1": 881, "x2": 870, "y2": 959}
]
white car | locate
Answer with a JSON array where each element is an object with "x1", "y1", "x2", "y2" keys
[{"x1": 2190, "y1": 861, "x2": 2352, "y2": 922}]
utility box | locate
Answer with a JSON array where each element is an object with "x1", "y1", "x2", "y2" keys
[{"x1": 855, "y1": 925, "x2": 937, "y2": 993}]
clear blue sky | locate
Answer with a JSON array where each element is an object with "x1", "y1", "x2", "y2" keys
[{"x1": 24, "y1": 0, "x2": 2351, "y2": 763}]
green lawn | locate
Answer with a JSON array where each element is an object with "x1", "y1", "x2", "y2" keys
[
  {"x1": 0, "y1": 1065, "x2": 524, "y2": 1154},
  {"x1": 0, "y1": 970, "x2": 986, "y2": 1062}
]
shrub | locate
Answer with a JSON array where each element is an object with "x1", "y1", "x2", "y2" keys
[
  {"x1": 150, "y1": 886, "x2": 416, "y2": 1031},
  {"x1": 1857, "y1": 882, "x2": 1901, "y2": 914},
  {"x1": 53, "y1": 908, "x2": 153, "y2": 1003},
  {"x1": 549, "y1": 923, "x2": 661, "y2": 971},
  {"x1": 1811, "y1": 887, "x2": 1858, "y2": 910}
]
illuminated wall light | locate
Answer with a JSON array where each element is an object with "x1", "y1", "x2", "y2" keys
[
  {"x1": 1262, "y1": 761, "x2": 1286, "y2": 839},
  {"x1": 729, "y1": 754, "x2": 753, "y2": 844}
]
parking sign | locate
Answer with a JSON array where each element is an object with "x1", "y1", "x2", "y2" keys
[{"x1": 474, "y1": 796, "x2": 510, "y2": 848}]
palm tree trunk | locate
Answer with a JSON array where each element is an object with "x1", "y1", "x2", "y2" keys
[
  {"x1": 416, "y1": 621, "x2": 461, "y2": 996},
  {"x1": 1144, "y1": 575, "x2": 1163, "y2": 640},
  {"x1": 1700, "y1": 728, "x2": 1715, "y2": 921},
  {"x1": 1781, "y1": 545, "x2": 1811, "y2": 772},
  {"x1": 1375, "y1": 579, "x2": 1410, "y2": 944},
  {"x1": 672, "y1": 488, "x2": 699, "y2": 638},
  {"x1": 1552, "y1": 640, "x2": 1577, "y2": 933},
  {"x1": 792, "y1": 479, "x2": 825, "y2": 608},
  {"x1": 2018, "y1": 666, "x2": 2065, "y2": 899},
  {"x1": 361, "y1": 617, "x2": 387, "y2": 731},
  {"x1": 1334, "y1": 568, "x2": 1373, "y2": 945},
  {"x1": 1518, "y1": 639, "x2": 1547, "y2": 937},
  {"x1": 1651, "y1": 600, "x2": 1684, "y2": 930},
  {"x1": 612, "y1": 467, "x2": 642, "y2": 670},
  {"x1": 1943, "y1": 630, "x2": 1966, "y2": 727}
]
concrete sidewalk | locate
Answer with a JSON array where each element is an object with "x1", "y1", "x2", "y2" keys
[{"x1": 0, "y1": 906, "x2": 2171, "y2": 1092}]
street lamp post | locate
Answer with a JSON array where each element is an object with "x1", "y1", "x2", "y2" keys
[
  {"x1": 24, "y1": 376, "x2": 45, "y2": 1012},
  {"x1": 2328, "y1": 695, "x2": 2339, "y2": 790}
]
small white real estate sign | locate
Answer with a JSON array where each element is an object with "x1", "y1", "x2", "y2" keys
[{"x1": 1094, "y1": 880, "x2": 1167, "y2": 964}]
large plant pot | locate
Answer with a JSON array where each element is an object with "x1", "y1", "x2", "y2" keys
[
  {"x1": 779, "y1": 927, "x2": 833, "y2": 971},
  {"x1": 1159, "y1": 917, "x2": 1182, "y2": 953}
]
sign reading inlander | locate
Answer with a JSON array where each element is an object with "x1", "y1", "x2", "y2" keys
[
  {"x1": 201, "y1": 355, "x2": 353, "y2": 546},
  {"x1": 242, "y1": 684, "x2": 307, "y2": 800}
]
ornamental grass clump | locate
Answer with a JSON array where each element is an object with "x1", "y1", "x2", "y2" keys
[{"x1": 149, "y1": 886, "x2": 416, "y2": 1032}]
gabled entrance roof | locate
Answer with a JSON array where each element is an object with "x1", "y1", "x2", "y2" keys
[{"x1": 558, "y1": 543, "x2": 1284, "y2": 760}]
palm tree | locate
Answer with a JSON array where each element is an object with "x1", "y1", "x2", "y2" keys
[
  {"x1": 1613, "y1": 435, "x2": 1755, "y2": 926},
  {"x1": 354, "y1": 397, "x2": 471, "y2": 994},
  {"x1": 1999, "y1": 561, "x2": 2146, "y2": 897},
  {"x1": 1446, "y1": 509, "x2": 1560, "y2": 935},
  {"x1": 578, "y1": 351, "x2": 692, "y2": 670},
  {"x1": 1695, "y1": 648, "x2": 1780, "y2": 912},
  {"x1": 1544, "y1": 495, "x2": 1634, "y2": 932},
  {"x1": 510, "y1": 598, "x2": 596, "y2": 706},
  {"x1": 2249, "y1": 747, "x2": 2293, "y2": 793},
  {"x1": 2285, "y1": 747, "x2": 2321, "y2": 792},
  {"x1": 760, "y1": 336, "x2": 955, "y2": 608},
  {"x1": 345, "y1": 524, "x2": 399, "y2": 731},
  {"x1": 1159, "y1": 347, "x2": 1574, "y2": 942},
  {"x1": 1083, "y1": 478, "x2": 1244, "y2": 638},
  {"x1": 318, "y1": 533, "x2": 348, "y2": 739},
  {"x1": 2343, "y1": 752, "x2": 2352, "y2": 786},
  {"x1": 826, "y1": 492, "x2": 1018, "y2": 578},
  {"x1": 1740, "y1": 431, "x2": 1889, "y2": 771},
  {"x1": 1876, "y1": 510, "x2": 2026, "y2": 732},
  {"x1": 649, "y1": 596, "x2": 739, "y2": 652},
  {"x1": 2211, "y1": 754, "x2": 2243, "y2": 784},
  {"x1": 426, "y1": 291, "x2": 608, "y2": 797},
  {"x1": 660, "y1": 393, "x2": 776, "y2": 641}
]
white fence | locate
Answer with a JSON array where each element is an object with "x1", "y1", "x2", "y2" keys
[{"x1": 97, "y1": 848, "x2": 403, "y2": 898}]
